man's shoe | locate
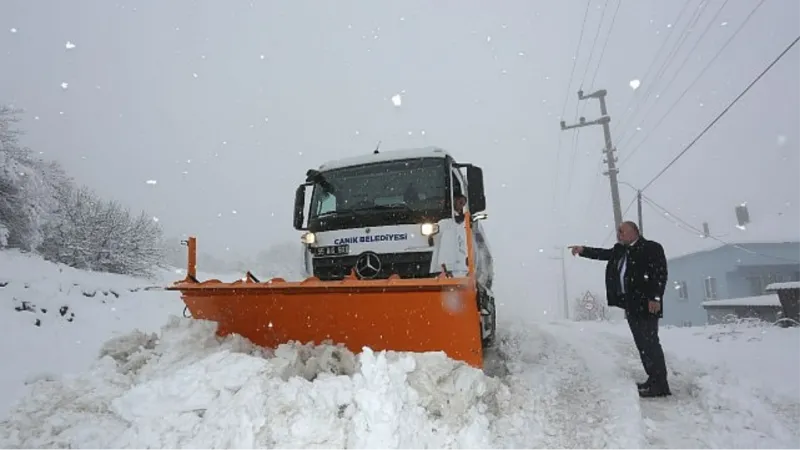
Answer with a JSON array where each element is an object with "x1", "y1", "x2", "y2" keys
[
  {"x1": 636, "y1": 378, "x2": 652, "y2": 390},
  {"x1": 638, "y1": 383, "x2": 671, "y2": 398}
]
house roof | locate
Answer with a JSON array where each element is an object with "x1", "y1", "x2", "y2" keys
[
  {"x1": 653, "y1": 208, "x2": 800, "y2": 262},
  {"x1": 702, "y1": 293, "x2": 782, "y2": 308},
  {"x1": 667, "y1": 239, "x2": 800, "y2": 263},
  {"x1": 317, "y1": 146, "x2": 451, "y2": 171},
  {"x1": 766, "y1": 281, "x2": 800, "y2": 291}
]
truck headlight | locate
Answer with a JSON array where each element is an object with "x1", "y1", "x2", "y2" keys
[
  {"x1": 301, "y1": 232, "x2": 316, "y2": 244},
  {"x1": 420, "y1": 223, "x2": 439, "y2": 236}
]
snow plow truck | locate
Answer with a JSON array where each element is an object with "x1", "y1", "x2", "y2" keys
[{"x1": 168, "y1": 146, "x2": 496, "y2": 368}]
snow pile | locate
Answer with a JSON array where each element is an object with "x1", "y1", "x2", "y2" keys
[
  {"x1": 0, "y1": 249, "x2": 185, "y2": 417},
  {"x1": 0, "y1": 317, "x2": 508, "y2": 448},
  {"x1": 2, "y1": 249, "x2": 799, "y2": 448}
]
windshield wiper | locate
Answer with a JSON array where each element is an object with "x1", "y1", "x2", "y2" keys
[
  {"x1": 350, "y1": 203, "x2": 414, "y2": 213},
  {"x1": 315, "y1": 204, "x2": 413, "y2": 220},
  {"x1": 314, "y1": 210, "x2": 359, "y2": 219}
]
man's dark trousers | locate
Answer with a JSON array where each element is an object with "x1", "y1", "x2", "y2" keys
[{"x1": 626, "y1": 303, "x2": 668, "y2": 387}]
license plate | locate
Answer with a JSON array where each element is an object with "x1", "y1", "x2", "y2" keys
[{"x1": 313, "y1": 244, "x2": 349, "y2": 257}]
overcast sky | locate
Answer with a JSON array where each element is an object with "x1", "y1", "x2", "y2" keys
[{"x1": 1, "y1": 0, "x2": 798, "y2": 318}]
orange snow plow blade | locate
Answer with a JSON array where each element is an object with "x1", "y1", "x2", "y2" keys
[{"x1": 167, "y1": 229, "x2": 484, "y2": 368}]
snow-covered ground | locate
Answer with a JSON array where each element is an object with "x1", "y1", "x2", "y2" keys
[{"x1": 1, "y1": 250, "x2": 798, "y2": 448}]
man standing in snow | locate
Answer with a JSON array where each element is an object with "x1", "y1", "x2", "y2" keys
[{"x1": 568, "y1": 221, "x2": 671, "y2": 398}]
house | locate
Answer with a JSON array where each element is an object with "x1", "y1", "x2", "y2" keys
[
  {"x1": 701, "y1": 293, "x2": 783, "y2": 325},
  {"x1": 661, "y1": 241, "x2": 800, "y2": 327},
  {"x1": 765, "y1": 281, "x2": 800, "y2": 325}
]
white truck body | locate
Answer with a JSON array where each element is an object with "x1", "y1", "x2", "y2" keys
[{"x1": 293, "y1": 146, "x2": 496, "y2": 345}]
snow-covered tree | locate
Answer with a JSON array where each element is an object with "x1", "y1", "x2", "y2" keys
[
  {"x1": 0, "y1": 105, "x2": 66, "y2": 250},
  {"x1": 2, "y1": 102, "x2": 166, "y2": 278},
  {"x1": 38, "y1": 183, "x2": 166, "y2": 277}
]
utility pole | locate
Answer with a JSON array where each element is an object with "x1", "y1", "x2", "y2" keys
[
  {"x1": 637, "y1": 189, "x2": 643, "y2": 235},
  {"x1": 549, "y1": 247, "x2": 569, "y2": 320},
  {"x1": 561, "y1": 89, "x2": 623, "y2": 235}
]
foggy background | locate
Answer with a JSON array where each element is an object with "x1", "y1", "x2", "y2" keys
[{"x1": 1, "y1": 0, "x2": 798, "y2": 319}]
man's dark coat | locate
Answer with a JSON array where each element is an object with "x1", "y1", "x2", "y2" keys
[{"x1": 580, "y1": 237, "x2": 668, "y2": 318}]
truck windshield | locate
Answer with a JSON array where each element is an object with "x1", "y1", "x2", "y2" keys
[{"x1": 308, "y1": 157, "x2": 447, "y2": 221}]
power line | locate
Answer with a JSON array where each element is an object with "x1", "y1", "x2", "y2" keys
[
  {"x1": 615, "y1": 0, "x2": 732, "y2": 150},
  {"x1": 565, "y1": 0, "x2": 612, "y2": 201},
  {"x1": 586, "y1": 0, "x2": 622, "y2": 90},
  {"x1": 617, "y1": 0, "x2": 709, "y2": 139},
  {"x1": 559, "y1": 0, "x2": 593, "y2": 121},
  {"x1": 641, "y1": 194, "x2": 800, "y2": 263},
  {"x1": 578, "y1": 0, "x2": 611, "y2": 89},
  {"x1": 618, "y1": 0, "x2": 766, "y2": 168},
  {"x1": 612, "y1": 0, "x2": 693, "y2": 136},
  {"x1": 640, "y1": 34, "x2": 800, "y2": 193},
  {"x1": 553, "y1": 0, "x2": 592, "y2": 213}
]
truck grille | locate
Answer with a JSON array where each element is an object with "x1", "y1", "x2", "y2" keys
[{"x1": 312, "y1": 251, "x2": 434, "y2": 281}]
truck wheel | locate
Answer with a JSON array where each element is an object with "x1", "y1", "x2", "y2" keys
[{"x1": 478, "y1": 286, "x2": 496, "y2": 348}]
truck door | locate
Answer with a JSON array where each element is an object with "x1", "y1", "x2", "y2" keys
[{"x1": 449, "y1": 166, "x2": 469, "y2": 275}]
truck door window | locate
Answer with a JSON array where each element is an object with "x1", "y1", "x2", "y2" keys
[
  {"x1": 451, "y1": 168, "x2": 467, "y2": 219},
  {"x1": 317, "y1": 192, "x2": 336, "y2": 214},
  {"x1": 451, "y1": 170, "x2": 464, "y2": 198}
]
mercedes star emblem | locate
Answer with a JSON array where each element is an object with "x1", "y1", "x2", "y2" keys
[{"x1": 354, "y1": 252, "x2": 382, "y2": 279}]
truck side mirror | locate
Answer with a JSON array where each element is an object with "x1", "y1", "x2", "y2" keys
[
  {"x1": 466, "y1": 166, "x2": 486, "y2": 213},
  {"x1": 293, "y1": 184, "x2": 310, "y2": 230},
  {"x1": 471, "y1": 212, "x2": 488, "y2": 222}
]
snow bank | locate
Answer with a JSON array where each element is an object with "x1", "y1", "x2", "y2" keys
[
  {"x1": 0, "y1": 249, "x2": 185, "y2": 417},
  {"x1": 0, "y1": 317, "x2": 507, "y2": 448}
]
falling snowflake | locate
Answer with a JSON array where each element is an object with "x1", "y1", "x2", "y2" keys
[
  {"x1": 146, "y1": 180, "x2": 157, "y2": 185},
  {"x1": 192, "y1": 73, "x2": 198, "y2": 78},
  {"x1": 153, "y1": 217, "x2": 160, "y2": 222},
  {"x1": 629, "y1": 79, "x2": 641, "y2": 90},
  {"x1": 391, "y1": 93, "x2": 402, "y2": 107},
  {"x1": 60, "y1": 82, "x2": 68, "y2": 90},
  {"x1": 65, "y1": 41, "x2": 76, "y2": 50},
  {"x1": 10, "y1": 28, "x2": 17, "y2": 33}
]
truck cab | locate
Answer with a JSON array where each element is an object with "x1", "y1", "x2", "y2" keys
[{"x1": 292, "y1": 146, "x2": 496, "y2": 346}]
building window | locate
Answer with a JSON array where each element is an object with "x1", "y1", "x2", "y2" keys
[
  {"x1": 766, "y1": 273, "x2": 787, "y2": 284},
  {"x1": 747, "y1": 275, "x2": 764, "y2": 296},
  {"x1": 673, "y1": 280, "x2": 688, "y2": 300},
  {"x1": 704, "y1": 277, "x2": 718, "y2": 300}
]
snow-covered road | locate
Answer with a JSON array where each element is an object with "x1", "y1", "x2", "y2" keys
[
  {"x1": 2, "y1": 315, "x2": 797, "y2": 448},
  {"x1": 495, "y1": 321, "x2": 799, "y2": 448},
  {"x1": 1, "y1": 250, "x2": 798, "y2": 448}
]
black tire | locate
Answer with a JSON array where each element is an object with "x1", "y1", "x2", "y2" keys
[{"x1": 478, "y1": 286, "x2": 496, "y2": 349}]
